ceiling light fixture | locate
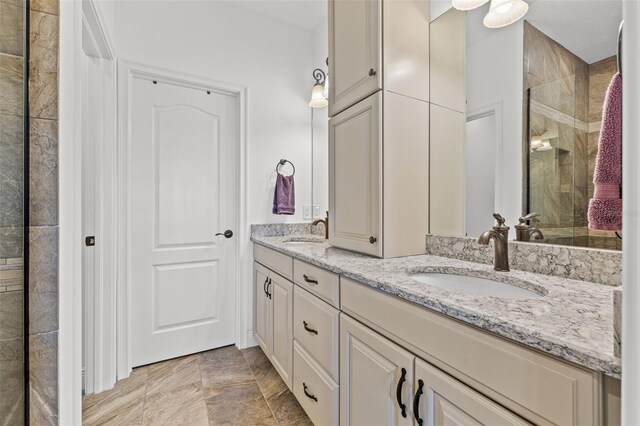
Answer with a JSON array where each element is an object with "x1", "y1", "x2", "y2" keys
[
  {"x1": 483, "y1": 0, "x2": 529, "y2": 29},
  {"x1": 452, "y1": 0, "x2": 489, "y2": 11}
]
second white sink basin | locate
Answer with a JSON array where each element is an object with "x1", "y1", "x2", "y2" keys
[{"x1": 411, "y1": 272, "x2": 544, "y2": 300}]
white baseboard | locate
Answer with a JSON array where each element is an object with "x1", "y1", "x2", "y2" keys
[{"x1": 241, "y1": 331, "x2": 258, "y2": 349}]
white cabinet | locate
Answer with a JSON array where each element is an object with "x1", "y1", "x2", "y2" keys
[
  {"x1": 329, "y1": 92, "x2": 383, "y2": 257},
  {"x1": 329, "y1": 91, "x2": 429, "y2": 258},
  {"x1": 253, "y1": 261, "x2": 293, "y2": 389},
  {"x1": 254, "y1": 262, "x2": 271, "y2": 353},
  {"x1": 328, "y1": 0, "x2": 381, "y2": 116},
  {"x1": 414, "y1": 359, "x2": 531, "y2": 426},
  {"x1": 340, "y1": 314, "x2": 414, "y2": 426},
  {"x1": 328, "y1": 0, "x2": 429, "y2": 116}
]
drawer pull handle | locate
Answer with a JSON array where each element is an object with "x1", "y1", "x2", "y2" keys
[
  {"x1": 369, "y1": 68, "x2": 377, "y2": 76},
  {"x1": 303, "y1": 383, "x2": 318, "y2": 402},
  {"x1": 303, "y1": 321, "x2": 319, "y2": 335},
  {"x1": 369, "y1": 236, "x2": 377, "y2": 244},
  {"x1": 303, "y1": 274, "x2": 319, "y2": 285},
  {"x1": 413, "y1": 379, "x2": 424, "y2": 426},
  {"x1": 396, "y1": 367, "x2": 407, "y2": 418},
  {"x1": 263, "y1": 276, "x2": 269, "y2": 297},
  {"x1": 266, "y1": 278, "x2": 272, "y2": 299}
]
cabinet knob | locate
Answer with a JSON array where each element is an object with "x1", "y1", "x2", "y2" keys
[
  {"x1": 369, "y1": 236, "x2": 377, "y2": 244},
  {"x1": 369, "y1": 68, "x2": 376, "y2": 76}
]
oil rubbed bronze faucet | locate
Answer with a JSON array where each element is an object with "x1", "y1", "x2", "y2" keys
[
  {"x1": 313, "y1": 211, "x2": 329, "y2": 240},
  {"x1": 478, "y1": 214, "x2": 510, "y2": 271},
  {"x1": 515, "y1": 212, "x2": 545, "y2": 242}
]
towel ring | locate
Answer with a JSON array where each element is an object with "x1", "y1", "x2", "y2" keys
[{"x1": 276, "y1": 159, "x2": 296, "y2": 176}]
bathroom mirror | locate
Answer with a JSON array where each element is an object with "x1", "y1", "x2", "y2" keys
[{"x1": 429, "y1": 0, "x2": 623, "y2": 250}]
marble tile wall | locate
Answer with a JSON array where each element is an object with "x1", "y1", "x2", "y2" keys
[
  {"x1": 0, "y1": 0, "x2": 26, "y2": 423},
  {"x1": 27, "y1": 0, "x2": 60, "y2": 423}
]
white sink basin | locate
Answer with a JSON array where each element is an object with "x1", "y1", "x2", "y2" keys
[{"x1": 411, "y1": 273, "x2": 544, "y2": 300}]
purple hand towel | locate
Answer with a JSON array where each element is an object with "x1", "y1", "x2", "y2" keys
[
  {"x1": 589, "y1": 72, "x2": 622, "y2": 231},
  {"x1": 273, "y1": 172, "x2": 295, "y2": 215}
]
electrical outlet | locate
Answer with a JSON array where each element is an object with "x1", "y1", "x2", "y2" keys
[{"x1": 303, "y1": 205, "x2": 312, "y2": 220}]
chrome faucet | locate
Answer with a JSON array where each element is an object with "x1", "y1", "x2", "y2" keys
[
  {"x1": 312, "y1": 211, "x2": 329, "y2": 240},
  {"x1": 478, "y1": 227, "x2": 510, "y2": 272}
]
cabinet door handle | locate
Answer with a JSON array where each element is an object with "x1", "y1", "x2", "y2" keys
[
  {"x1": 369, "y1": 68, "x2": 377, "y2": 76},
  {"x1": 413, "y1": 379, "x2": 424, "y2": 426},
  {"x1": 263, "y1": 277, "x2": 269, "y2": 296},
  {"x1": 266, "y1": 278, "x2": 272, "y2": 299},
  {"x1": 303, "y1": 321, "x2": 319, "y2": 335},
  {"x1": 303, "y1": 383, "x2": 318, "y2": 402},
  {"x1": 396, "y1": 367, "x2": 407, "y2": 418},
  {"x1": 303, "y1": 274, "x2": 319, "y2": 285},
  {"x1": 369, "y1": 236, "x2": 377, "y2": 244}
]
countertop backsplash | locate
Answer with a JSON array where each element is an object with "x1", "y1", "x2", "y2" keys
[
  {"x1": 251, "y1": 222, "x2": 325, "y2": 238},
  {"x1": 426, "y1": 234, "x2": 622, "y2": 287}
]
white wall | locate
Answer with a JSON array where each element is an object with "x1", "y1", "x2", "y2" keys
[
  {"x1": 466, "y1": 22, "x2": 524, "y2": 228},
  {"x1": 311, "y1": 16, "x2": 329, "y2": 219},
  {"x1": 112, "y1": 0, "x2": 315, "y2": 225}
]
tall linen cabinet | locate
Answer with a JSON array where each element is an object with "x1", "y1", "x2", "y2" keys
[{"x1": 328, "y1": 0, "x2": 431, "y2": 258}]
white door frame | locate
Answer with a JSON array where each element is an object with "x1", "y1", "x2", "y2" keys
[
  {"x1": 81, "y1": 0, "x2": 117, "y2": 395},
  {"x1": 116, "y1": 61, "x2": 249, "y2": 379}
]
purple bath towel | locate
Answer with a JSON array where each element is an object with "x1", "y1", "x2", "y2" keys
[
  {"x1": 589, "y1": 72, "x2": 622, "y2": 231},
  {"x1": 273, "y1": 172, "x2": 295, "y2": 215}
]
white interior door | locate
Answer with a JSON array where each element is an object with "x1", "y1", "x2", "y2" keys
[{"x1": 131, "y1": 76, "x2": 238, "y2": 367}]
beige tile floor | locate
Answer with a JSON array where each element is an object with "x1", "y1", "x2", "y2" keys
[{"x1": 82, "y1": 345, "x2": 312, "y2": 425}]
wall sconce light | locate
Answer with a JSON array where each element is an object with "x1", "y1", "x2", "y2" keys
[
  {"x1": 483, "y1": 0, "x2": 529, "y2": 29},
  {"x1": 452, "y1": 0, "x2": 489, "y2": 11},
  {"x1": 453, "y1": 0, "x2": 528, "y2": 29},
  {"x1": 309, "y1": 58, "x2": 329, "y2": 108}
]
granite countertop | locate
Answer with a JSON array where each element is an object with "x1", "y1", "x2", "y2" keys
[{"x1": 251, "y1": 234, "x2": 621, "y2": 378}]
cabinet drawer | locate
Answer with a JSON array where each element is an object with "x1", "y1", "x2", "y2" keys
[
  {"x1": 254, "y1": 244, "x2": 293, "y2": 280},
  {"x1": 293, "y1": 341, "x2": 340, "y2": 426},
  {"x1": 294, "y1": 287, "x2": 340, "y2": 381},
  {"x1": 341, "y1": 278, "x2": 601, "y2": 426},
  {"x1": 293, "y1": 259, "x2": 340, "y2": 308}
]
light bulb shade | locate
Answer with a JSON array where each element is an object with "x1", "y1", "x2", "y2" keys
[
  {"x1": 483, "y1": 0, "x2": 528, "y2": 28},
  {"x1": 452, "y1": 0, "x2": 489, "y2": 11},
  {"x1": 322, "y1": 74, "x2": 329, "y2": 99},
  {"x1": 309, "y1": 83, "x2": 328, "y2": 108},
  {"x1": 530, "y1": 136, "x2": 543, "y2": 151}
]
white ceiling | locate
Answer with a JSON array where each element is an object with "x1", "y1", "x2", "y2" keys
[
  {"x1": 232, "y1": 0, "x2": 328, "y2": 32},
  {"x1": 467, "y1": 0, "x2": 622, "y2": 64}
]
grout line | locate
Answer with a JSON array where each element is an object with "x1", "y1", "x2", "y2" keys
[{"x1": 240, "y1": 348, "x2": 280, "y2": 424}]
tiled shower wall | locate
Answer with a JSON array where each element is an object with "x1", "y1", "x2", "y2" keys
[
  {"x1": 0, "y1": 0, "x2": 27, "y2": 423},
  {"x1": 524, "y1": 22, "x2": 619, "y2": 250},
  {"x1": 28, "y1": 0, "x2": 60, "y2": 422}
]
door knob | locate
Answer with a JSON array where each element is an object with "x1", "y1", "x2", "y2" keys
[
  {"x1": 369, "y1": 236, "x2": 377, "y2": 244},
  {"x1": 369, "y1": 68, "x2": 376, "y2": 76},
  {"x1": 215, "y1": 230, "x2": 234, "y2": 239}
]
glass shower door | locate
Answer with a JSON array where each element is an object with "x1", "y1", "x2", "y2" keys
[{"x1": 0, "y1": 0, "x2": 27, "y2": 422}]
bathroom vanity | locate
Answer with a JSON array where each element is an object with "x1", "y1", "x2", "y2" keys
[{"x1": 252, "y1": 234, "x2": 621, "y2": 426}]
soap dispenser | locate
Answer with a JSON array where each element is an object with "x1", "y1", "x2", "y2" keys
[
  {"x1": 492, "y1": 213, "x2": 510, "y2": 241},
  {"x1": 515, "y1": 212, "x2": 544, "y2": 242}
]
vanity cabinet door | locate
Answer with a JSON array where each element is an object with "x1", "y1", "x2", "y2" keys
[
  {"x1": 254, "y1": 262, "x2": 271, "y2": 356},
  {"x1": 329, "y1": 92, "x2": 383, "y2": 257},
  {"x1": 270, "y1": 274, "x2": 294, "y2": 389},
  {"x1": 340, "y1": 314, "x2": 414, "y2": 426},
  {"x1": 413, "y1": 359, "x2": 531, "y2": 426},
  {"x1": 329, "y1": 0, "x2": 382, "y2": 116}
]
